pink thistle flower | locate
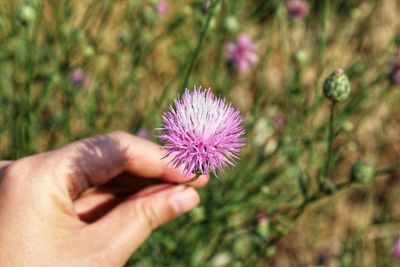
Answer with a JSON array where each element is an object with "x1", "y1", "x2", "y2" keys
[
  {"x1": 317, "y1": 248, "x2": 334, "y2": 264},
  {"x1": 155, "y1": 0, "x2": 168, "y2": 16},
  {"x1": 390, "y1": 50, "x2": 400, "y2": 84},
  {"x1": 69, "y1": 68, "x2": 91, "y2": 89},
  {"x1": 394, "y1": 238, "x2": 400, "y2": 258},
  {"x1": 158, "y1": 86, "x2": 245, "y2": 177},
  {"x1": 257, "y1": 212, "x2": 269, "y2": 226},
  {"x1": 272, "y1": 114, "x2": 285, "y2": 131},
  {"x1": 202, "y1": 0, "x2": 211, "y2": 13},
  {"x1": 286, "y1": 0, "x2": 309, "y2": 21},
  {"x1": 70, "y1": 69, "x2": 87, "y2": 87},
  {"x1": 224, "y1": 34, "x2": 258, "y2": 73}
]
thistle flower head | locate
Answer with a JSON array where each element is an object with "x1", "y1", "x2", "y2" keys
[
  {"x1": 158, "y1": 86, "x2": 245, "y2": 176},
  {"x1": 394, "y1": 238, "x2": 400, "y2": 258},
  {"x1": 155, "y1": 0, "x2": 168, "y2": 16},
  {"x1": 257, "y1": 212, "x2": 269, "y2": 226},
  {"x1": 202, "y1": 0, "x2": 211, "y2": 13},
  {"x1": 323, "y1": 69, "x2": 351, "y2": 102},
  {"x1": 286, "y1": 0, "x2": 309, "y2": 21},
  {"x1": 70, "y1": 69, "x2": 87, "y2": 88},
  {"x1": 317, "y1": 248, "x2": 334, "y2": 265},
  {"x1": 224, "y1": 33, "x2": 258, "y2": 73}
]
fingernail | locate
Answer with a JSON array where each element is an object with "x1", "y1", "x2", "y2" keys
[{"x1": 169, "y1": 188, "x2": 200, "y2": 215}]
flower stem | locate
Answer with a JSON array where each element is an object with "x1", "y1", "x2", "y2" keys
[
  {"x1": 375, "y1": 163, "x2": 400, "y2": 176},
  {"x1": 318, "y1": 0, "x2": 330, "y2": 72},
  {"x1": 182, "y1": 173, "x2": 202, "y2": 184},
  {"x1": 324, "y1": 101, "x2": 336, "y2": 178},
  {"x1": 180, "y1": 0, "x2": 218, "y2": 93}
]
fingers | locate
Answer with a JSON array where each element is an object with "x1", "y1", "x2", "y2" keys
[
  {"x1": 74, "y1": 180, "x2": 173, "y2": 223},
  {"x1": 74, "y1": 190, "x2": 121, "y2": 223},
  {"x1": 0, "y1": 161, "x2": 12, "y2": 181},
  {"x1": 73, "y1": 171, "x2": 208, "y2": 222},
  {"x1": 47, "y1": 131, "x2": 208, "y2": 199},
  {"x1": 0, "y1": 161, "x2": 12, "y2": 169},
  {"x1": 82, "y1": 185, "x2": 200, "y2": 266}
]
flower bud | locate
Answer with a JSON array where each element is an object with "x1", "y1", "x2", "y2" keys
[
  {"x1": 323, "y1": 69, "x2": 351, "y2": 102},
  {"x1": 351, "y1": 161, "x2": 375, "y2": 183},
  {"x1": 18, "y1": 5, "x2": 36, "y2": 26},
  {"x1": 257, "y1": 212, "x2": 270, "y2": 237},
  {"x1": 294, "y1": 49, "x2": 309, "y2": 65},
  {"x1": 224, "y1": 16, "x2": 239, "y2": 33},
  {"x1": 83, "y1": 46, "x2": 95, "y2": 58},
  {"x1": 183, "y1": 5, "x2": 193, "y2": 16},
  {"x1": 341, "y1": 120, "x2": 354, "y2": 132}
]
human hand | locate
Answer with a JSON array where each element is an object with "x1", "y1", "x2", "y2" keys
[{"x1": 0, "y1": 131, "x2": 208, "y2": 267}]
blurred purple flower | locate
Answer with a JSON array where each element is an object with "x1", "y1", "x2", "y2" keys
[
  {"x1": 394, "y1": 238, "x2": 400, "y2": 258},
  {"x1": 317, "y1": 248, "x2": 334, "y2": 264},
  {"x1": 272, "y1": 114, "x2": 285, "y2": 131},
  {"x1": 390, "y1": 50, "x2": 400, "y2": 84},
  {"x1": 155, "y1": 0, "x2": 168, "y2": 16},
  {"x1": 286, "y1": 0, "x2": 309, "y2": 21},
  {"x1": 202, "y1": 0, "x2": 211, "y2": 12},
  {"x1": 137, "y1": 129, "x2": 151, "y2": 140},
  {"x1": 70, "y1": 69, "x2": 86, "y2": 87},
  {"x1": 257, "y1": 212, "x2": 269, "y2": 226},
  {"x1": 158, "y1": 86, "x2": 245, "y2": 176},
  {"x1": 224, "y1": 34, "x2": 258, "y2": 73}
]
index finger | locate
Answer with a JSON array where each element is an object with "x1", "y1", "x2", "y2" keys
[
  {"x1": 0, "y1": 161, "x2": 12, "y2": 181},
  {"x1": 52, "y1": 131, "x2": 208, "y2": 198}
]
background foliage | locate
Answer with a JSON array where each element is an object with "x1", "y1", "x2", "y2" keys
[{"x1": 1, "y1": 0, "x2": 400, "y2": 266}]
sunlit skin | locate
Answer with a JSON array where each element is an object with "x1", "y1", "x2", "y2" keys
[{"x1": 0, "y1": 131, "x2": 208, "y2": 267}]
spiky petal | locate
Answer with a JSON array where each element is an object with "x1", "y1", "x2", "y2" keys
[{"x1": 158, "y1": 86, "x2": 245, "y2": 177}]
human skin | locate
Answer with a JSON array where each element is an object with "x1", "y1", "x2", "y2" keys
[{"x1": 0, "y1": 131, "x2": 208, "y2": 267}]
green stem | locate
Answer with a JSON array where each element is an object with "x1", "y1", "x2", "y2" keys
[
  {"x1": 318, "y1": 0, "x2": 330, "y2": 72},
  {"x1": 318, "y1": 101, "x2": 335, "y2": 187},
  {"x1": 182, "y1": 173, "x2": 202, "y2": 184},
  {"x1": 16, "y1": 27, "x2": 35, "y2": 157},
  {"x1": 375, "y1": 163, "x2": 400, "y2": 176},
  {"x1": 180, "y1": 0, "x2": 218, "y2": 93},
  {"x1": 324, "y1": 101, "x2": 336, "y2": 178},
  {"x1": 267, "y1": 179, "x2": 356, "y2": 246}
]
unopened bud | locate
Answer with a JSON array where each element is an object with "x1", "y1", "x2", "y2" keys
[
  {"x1": 351, "y1": 161, "x2": 375, "y2": 183},
  {"x1": 323, "y1": 69, "x2": 351, "y2": 102}
]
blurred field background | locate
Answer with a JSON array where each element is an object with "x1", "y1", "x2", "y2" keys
[{"x1": 1, "y1": 0, "x2": 400, "y2": 266}]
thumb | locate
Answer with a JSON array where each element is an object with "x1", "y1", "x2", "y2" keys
[{"x1": 83, "y1": 185, "x2": 200, "y2": 266}]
